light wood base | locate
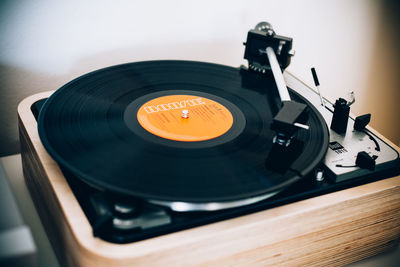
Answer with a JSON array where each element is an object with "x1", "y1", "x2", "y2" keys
[{"x1": 18, "y1": 91, "x2": 400, "y2": 267}]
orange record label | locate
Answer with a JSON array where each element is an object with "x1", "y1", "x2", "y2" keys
[{"x1": 137, "y1": 95, "x2": 233, "y2": 141}]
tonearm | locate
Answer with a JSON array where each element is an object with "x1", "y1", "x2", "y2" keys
[{"x1": 243, "y1": 22, "x2": 309, "y2": 147}]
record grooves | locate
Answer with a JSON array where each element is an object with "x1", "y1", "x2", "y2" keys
[{"x1": 38, "y1": 60, "x2": 328, "y2": 206}]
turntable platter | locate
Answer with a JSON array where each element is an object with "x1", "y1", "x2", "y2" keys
[{"x1": 38, "y1": 60, "x2": 329, "y2": 207}]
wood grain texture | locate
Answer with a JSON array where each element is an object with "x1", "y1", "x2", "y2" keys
[{"x1": 18, "y1": 91, "x2": 400, "y2": 267}]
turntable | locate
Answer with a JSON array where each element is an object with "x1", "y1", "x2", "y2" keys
[{"x1": 18, "y1": 22, "x2": 400, "y2": 266}]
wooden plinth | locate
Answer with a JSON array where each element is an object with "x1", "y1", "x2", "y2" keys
[{"x1": 18, "y1": 91, "x2": 400, "y2": 267}]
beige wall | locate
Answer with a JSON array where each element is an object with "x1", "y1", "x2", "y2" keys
[
  {"x1": 0, "y1": 0, "x2": 399, "y2": 155},
  {"x1": 361, "y1": 1, "x2": 400, "y2": 146}
]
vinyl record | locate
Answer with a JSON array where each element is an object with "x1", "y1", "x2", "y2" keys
[{"x1": 38, "y1": 60, "x2": 329, "y2": 207}]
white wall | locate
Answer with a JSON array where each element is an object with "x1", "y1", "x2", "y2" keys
[
  {"x1": 1, "y1": 0, "x2": 378, "y2": 95},
  {"x1": 0, "y1": 0, "x2": 397, "y2": 155}
]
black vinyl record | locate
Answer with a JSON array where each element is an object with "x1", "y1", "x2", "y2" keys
[{"x1": 38, "y1": 60, "x2": 329, "y2": 204}]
